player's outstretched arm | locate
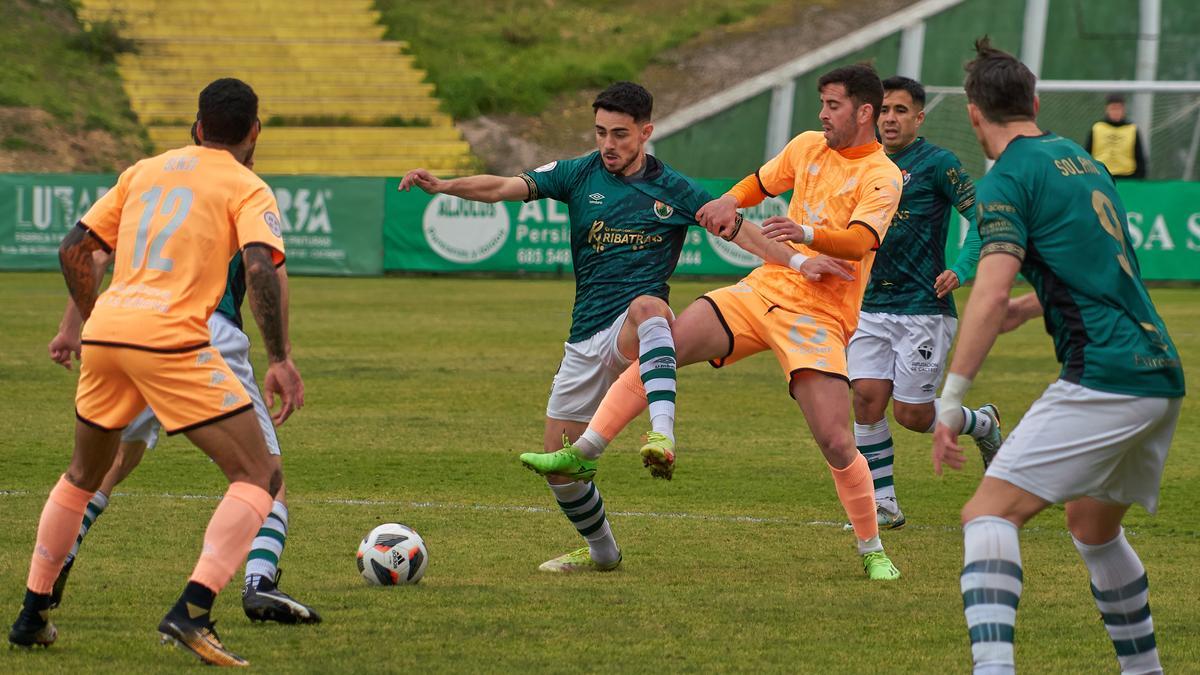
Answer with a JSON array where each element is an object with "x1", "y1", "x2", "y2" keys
[
  {"x1": 398, "y1": 169, "x2": 529, "y2": 203},
  {"x1": 245, "y1": 244, "x2": 304, "y2": 425},
  {"x1": 931, "y1": 253, "x2": 1021, "y2": 474},
  {"x1": 58, "y1": 225, "x2": 108, "y2": 321},
  {"x1": 760, "y1": 217, "x2": 878, "y2": 261},
  {"x1": 728, "y1": 216, "x2": 853, "y2": 282}
]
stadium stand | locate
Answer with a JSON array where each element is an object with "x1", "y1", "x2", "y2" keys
[{"x1": 78, "y1": 0, "x2": 475, "y2": 176}]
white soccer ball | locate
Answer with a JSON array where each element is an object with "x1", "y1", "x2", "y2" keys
[{"x1": 357, "y1": 523, "x2": 428, "y2": 586}]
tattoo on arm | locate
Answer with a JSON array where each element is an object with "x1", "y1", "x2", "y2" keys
[
  {"x1": 243, "y1": 245, "x2": 287, "y2": 362},
  {"x1": 59, "y1": 225, "x2": 105, "y2": 321}
]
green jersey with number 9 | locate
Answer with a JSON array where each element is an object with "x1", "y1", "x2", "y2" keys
[{"x1": 975, "y1": 132, "x2": 1184, "y2": 398}]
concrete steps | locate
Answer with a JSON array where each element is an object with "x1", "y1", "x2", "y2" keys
[{"x1": 81, "y1": 0, "x2": 475, "y2": 176}]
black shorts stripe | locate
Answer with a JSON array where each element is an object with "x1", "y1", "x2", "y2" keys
[
  {"x1": 81, "y1": 340, "x2": 211, "y2": 354},
  {"x1": 697, "y1": 295, "x2": 735, "y2": 368},
  {"x1": 167, "y1": 403, "x2": 254, "y2": 436},
  {"x1": 75, "y1": 411, "x2": 125, "y2": 433}
]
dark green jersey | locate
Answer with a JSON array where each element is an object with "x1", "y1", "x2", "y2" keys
[
  {"x1": 862, "y1": 138, "x2": 980, "y2": 317},
  {"x1": 976, "y1": 132, "x2": 1184, "y2": 398},
  {"x1": 521, "y1": 151, "x2": 709, "y2": 343},
  {"x1": 214, "y1": 252, "x2": 245, "y2": 329}
]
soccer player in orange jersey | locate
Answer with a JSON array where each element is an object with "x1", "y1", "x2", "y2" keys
[
  {"x1": 554, "y1": 64, "x2": 904, "y2": 580},
  {"x1": 7, "y1": 79, "x2": 303, "y2": 666}
]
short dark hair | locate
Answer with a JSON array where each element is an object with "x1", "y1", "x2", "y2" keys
[
  {"x1": 963, "y1": 36, "x2": 1036, "y2": 123},
  {"x1": 1106, "y1": 92, "x2": 1126, "y2": 105},
  {"x1": 198, "y1": 78, "x2": 259, "y2": 145},
  {"x1": 818, "y1": 64, "x2": 884, "y2": 122},
  {"x1": 882, "y1": 75, "x2": 926, "y2": 107},
  {"x1": 592, "y1": 81, "x2": 653, "y2": 123}
]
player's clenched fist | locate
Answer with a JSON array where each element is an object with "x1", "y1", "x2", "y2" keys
[
  {"x1": 696, "y1": 195, "x2": 739, "y2": 238},
  {"x1": 398, "y1": 169, "x2": 443, "y2": 194}
]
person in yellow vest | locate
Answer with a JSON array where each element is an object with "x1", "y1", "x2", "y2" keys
[{"x1": 1085, "y1": 93, "x2": 1146, "y2": 179}]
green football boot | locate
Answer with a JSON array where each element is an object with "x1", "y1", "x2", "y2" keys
[
  {"x1": 639, "y1": 431, "x2": 676, "y2": 480},
  {"x1": 862, "y1": 550, "x2": 901, "y2": 581},
  {"x1": 519, "y1": 443, "x2": 597, "y2": 482},
  {"x1": 975, "y1": 403, "x2": 1003, "y2": 469},
  {"x1": 537, "y1": 547, "x2": 622, "y2": 573}
]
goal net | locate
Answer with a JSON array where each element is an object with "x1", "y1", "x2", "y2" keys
[{"x1": 919, "y1": 82, "x2": 1200, "y2": 181}]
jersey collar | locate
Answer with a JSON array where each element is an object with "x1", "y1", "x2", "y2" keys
[{"x1": 836, "y1": 139, "x2": 883, "y2": 159}]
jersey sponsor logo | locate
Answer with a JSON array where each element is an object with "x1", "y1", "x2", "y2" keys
[
  {"x1": 588, "y1": 192, "x2": 605, "y2": 204},
  {"x1": 423, "y1": 194, "x2": 509, "y2": 264},
  {"x1": 533, "y1": 161, "x2": 558, "y2": 173},
  {"x1": 706, "y1": 197, "x2": 788, "y2": 268},
  {"x1": 653, "y1": 200, "x2": 673, "y2": 219},
  {"x1": 264, "y1": 212, "x2": 282, "y2": 238},
  {"x1": 587, "y1": 219, "x2": 664, "y2": 252}
]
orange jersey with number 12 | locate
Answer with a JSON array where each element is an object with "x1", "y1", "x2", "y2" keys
[{"x1": 79, "y1": 146, "x2": 285, "y2": 351}]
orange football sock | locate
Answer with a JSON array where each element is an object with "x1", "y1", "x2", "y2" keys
[
  {"x1": 27, "y1": 475, "x2": 94, "y2": 594},
  {"x1": 590, "y1": 364, "x2": 648, "y2": 441},
  {"x1": 188, "y1": 481, "x2": 272, "y2": 594},
  {"x1": 829, "y1": 455, "x2": 879, "y2": 543}
]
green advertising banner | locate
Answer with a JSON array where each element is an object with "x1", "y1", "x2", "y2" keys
[
  {"x1": 383, "y1": 178, "x2": 793, "y2": 276},
  {"x1": 4, "y1": 174, "x2": 1199, "y2": 280},
  {"x1": 0, "y1": 174, "x2": 384, "y2": 276},
  {"x1": 384, "y1": 178, "x2": 1200, "y2": 281}
]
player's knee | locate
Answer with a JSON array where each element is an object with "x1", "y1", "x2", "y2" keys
[
  {"x1": 894, "y1": 403, "x2": 934, "y2": 432},
  {"x1": 627, "y1": 295, "x2": 670, "y2": 323},
  {"x1": 268, "y1": 467, "x2": 283, "y2": 498}
]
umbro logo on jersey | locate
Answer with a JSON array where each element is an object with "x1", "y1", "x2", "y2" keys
[
  {"x1": 196, "y1": 351, "x2": 213, "y2": 365},
  {"x1": 210, "y1": 371, "x2": 227, "y2": 386},
  {"x1": 589, "y1": 192, "x2": 605, "y2": 204},
  {"x1": 221, "y1": 392, "x2": 241, "y2": 409}
]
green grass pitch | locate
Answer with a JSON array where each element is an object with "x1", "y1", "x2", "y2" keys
[{"x1": 1, "y1": 273, "x2": 1197, "y2": 673}]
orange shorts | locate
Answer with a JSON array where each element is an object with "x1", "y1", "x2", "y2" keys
[
  {"x1": 75, "y1": 342, "x2": 252, "y2": 434},
  {"x1": 702, "y1": 281, "x2": 849, "y2": 383}
]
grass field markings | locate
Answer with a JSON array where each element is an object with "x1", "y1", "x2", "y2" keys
[{"x1": 4, "y1": 489, "x2": 1196, "y2": 538}]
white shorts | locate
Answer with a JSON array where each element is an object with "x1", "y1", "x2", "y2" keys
[
  {"x1": 847, "y1": 311, "x2": 957, "y2": 404},
  {"x1": 545, "y1": 309, "x2": 633, "y2": 422},
  {"x1": 987, "y1": 380, "x2": 1181, "y2": 513},
  {"x1": 119, "y1": 312, "x2": 281, "y2": 455}
]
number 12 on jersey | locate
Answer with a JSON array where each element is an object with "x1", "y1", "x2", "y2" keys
[{"x1": 132, "y1": 186, "x2": 193, "y2": 272}]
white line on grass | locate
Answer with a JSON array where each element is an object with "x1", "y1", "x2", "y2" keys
[{"x1": 2, "y1": 489, "x2": 1192, "y2": 538}]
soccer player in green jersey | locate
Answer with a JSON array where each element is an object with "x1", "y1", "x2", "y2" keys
[
  {"x1": 933, "y1": 39, "x2": 1184, "y2": 674},
  {"x1": 399, "y1": 82, "x2": 803, "y2": 572},
  {"x1": 847, "y1": 76, "x2": 1001, "y2": 531}
]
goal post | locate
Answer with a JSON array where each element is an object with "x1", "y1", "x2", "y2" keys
[{"x1": 921, "y1": 81, "x2": 1200, "y2": 180}]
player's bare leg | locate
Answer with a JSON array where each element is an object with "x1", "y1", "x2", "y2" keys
[
  {"x1": 49, "y1": 438, "x2": 147, "y2": 609},
  {"x1": 9, "y1": 421, "x2": 121, "y2": 648},
  {"x1": 794, "y1": 372, "x2": 899, "y2": 580},
  {"x1": 157, "y1": 410, "x2": 277, "y2": 667}
]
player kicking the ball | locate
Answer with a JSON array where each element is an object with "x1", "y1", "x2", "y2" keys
[
  {"x1": 845, "y1": 75, "x2": 1000, "y2": 531},
  {"x1": 934, "y1": 39, "x2": 1184, "y2": 674},
  {"x1": 539, "y1": 64, "x2": 906, "y2": 581},
  {"x1": 400, "y1": 82, "x2": 806, "y2": 573}
]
